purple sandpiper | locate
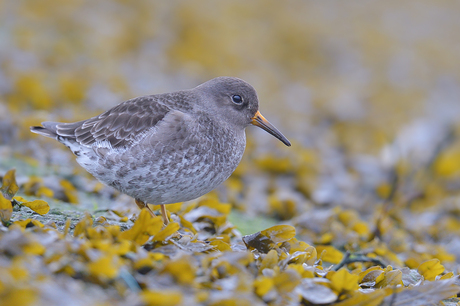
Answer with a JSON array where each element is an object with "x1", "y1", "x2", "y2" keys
[{"x1": 31, "y1": 77, "x2": 291, "y2": 224}]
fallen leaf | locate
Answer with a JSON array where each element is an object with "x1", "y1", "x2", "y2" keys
[
  {"x1": 296, "y1": 279, "x2": 338, "y2": 304},
  {"x1": 87, "y1": 255, "x2": 119, "y2": 279},
  {"x1": 160, "y1": 256, "x2": 196, "y2": 285},
  {"x1": 274, "y1": 269, "x2": 301, "y2": 292},
  {"x1": 0, "y1": 193, "x2": 13, "y2": 223},
  {"x1": 327, "y1": 268, "x2": 360, "y2": 293},
  {"x1": 333, "y1": 290, "x2": 389, "y2": 306},
  {"x1": 151, "y1": 222, "x2": 180, "y2": 242},
  {"x1": 383, "y1": 277, "x2": 460, "y2": 306},
  {"x1": 254, "y1": 276, "x2": 274, "y2": 297},
  {"x1": 141, "y1": 290, "x2": 183, "y2": 306},
  {"x1": 1, "y1": 169, "x2": 19, "y2": 200},
  {"x1": 376, "y1": 269, "x2": 403, "y2": 288},
  {"x1": 259, "y1": 249, "x2": 279, "y2": 271},
  {"x1": 20, "y1": 199, "x2": 50, "y2": 215},
  {"x1": 316, "y1": 245, "x2": 344, "y2": 264},
  {"x1": 119, "y1": 209, "x2": 163, "y2": 245},
  {"x1": 260, "y1": 225, "x2": 296, "y2": 243},
  {"x1": 418, "y1": 259, "x2": 445, "y2": 281}
]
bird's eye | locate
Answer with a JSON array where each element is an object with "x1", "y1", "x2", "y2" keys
[{"x1": 231, "y1": 95, "x2": 243, "y2": 104}]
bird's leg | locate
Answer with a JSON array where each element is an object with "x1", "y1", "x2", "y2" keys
[
  {"x1": 134, "y1": 199, "x2": 170, "y2": 225},
  {"x1": 134, "y1": 198, "x2": 156, "y2": 219},
  {"x1": 160, "y1": 204, "x2": 170, "y2": 225}
]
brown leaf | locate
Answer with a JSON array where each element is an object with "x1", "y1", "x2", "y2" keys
[{"x1": 242, "y1": 231, "x2": 273, "y2": 253}]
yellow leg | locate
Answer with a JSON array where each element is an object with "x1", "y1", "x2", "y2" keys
[
  {"x1": 160, "y1": 204, "x2": 169, "y2": 225},
  {"x1": 135, "y1": 198, "x2": 156, "y2": 219}
]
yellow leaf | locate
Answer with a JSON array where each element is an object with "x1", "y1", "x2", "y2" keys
[
  {"x1": 198, "y1": 197, "x2": 232, "y2": 215},
  {"x1": 15, "y1": 74, "x2": 52, "y2": 109},
  {"x1": 376, "y1": 182, "x2": 392, "y2": 199},
  {"x1": 73, "y1": 214, "x2": 93, "y2": 237},
  {"x1": 260, "y1": 225, "x2": 296, "y2": 243},
  {"x1": 352, "y1": 221, "x2": 370, "y2": 237},
  {"x1": 259, "y1": 249, "x2": 279, "y2": 271},
  {"x1": 59, "y1": 75, "x2": 88, "y2": 103},
  {"x1": 315, "y1": 232, "x2": 333, "y2": 244},
  {"x1": 274, "y1": 270, "x2": 301, "y2": 292},
  {"x1": 327, "y1": 268, "x2": 360, "y2": 293},
  {"x1": 316, "y1": 245, "x2": 344, "y2": 264},
  {"x1": 87, "y1": 255, "x2": 119, "y2": 279},
  {"x1": 22, "y1": 176, "x2": 42, "y2": 196},
  {"x1": 333, "y1": 289, "x2": 389, "y2": 306},
  {"x1": 285, "y1": 238, "x2": 311, "y2": 253},
  {"x1": 286, "y1": 263, "x2": 305, "y2": 276},
  {"x1": 418, "y1": 259, "x2": 445, "y2": 281},
  {"x1": 210, "y1": 240, "x2": 232, "y2": 252},
  {"x1": 13, "y1": 219, "x2": 45, "y2": 229},
  {"x1": 161, "y1": 256, "x2": 196, "y2": 285},
  {"x1": 134, "y1": 253, "x2": 164, "y2": 271},
  {"x1": 60, "y1": 179, "x2": 78, "y2": 204},
  {"x1": 337, "y1": 210, "x2": 358, "y2": 226},
  {"x1": 433, "y1": 149, "x2": 460, "y2": 177},
  {"x1": 63, "y1": 219, "x2": 71, "y2": 236},
  {"x1": 178, "y1": 215, "x2": 197, "y2": 234},
  {"x1": 195, "y1": 291, "x2": 209, "y2": 303},
  {"x1": 111, "y1": 240, "x2": 131, "y2": 255},
  {"x1": 9, "y1": 263, "x2": 29, "y2": 280},
  {"x1": 0, "y1": 193, "x2": 13, "y2": 223},
  {"x1": 268, "y1": 195, "x2": 296, "y2": 220},
  {"x1": 255, "y1": 154, "x2": 293, "y2": 174},
  {"x1": 152, "y1": 222, "x2": 180, "y2": 242},
  {"x1": 36, "y1": 186, "x2": 54, "y2": 198},
  {"x1": 0, "y1": 288, "x2": 37, "y2": 306},
  {"x1": 119, "y1": 209, "x2": 163, "y2": 245},
  {"x1": 440, "y1": 272, "x2": 454, "y2": 280},
  {"x1": 254, "y1": 276, "x2": 274, "y2": 297},
  {"x1": 23, "y1": 242, "x2": 46, "y2": 255},
  {"x1": 1, "y1": 169, "x2": 19, "y2": 200},
  {"x1": 13, "y1": 196, "x2": 27, "y2": 202},
  {"x1": 376, "y1": 269, "x2": 402, "y2": 288},
  {"x1": 140, "y1": 290, "x2": 183, "y2": 306},
  {"x1": 209, "y1": 299, "x2": 252, "y2": 306},
  {"x1": 433, "y1": 247, "x2": 456, "y2": 263},
  {"x1": 358, "y1": 266, "x2": 384, "y2": 283},
  {"x1": 21, "y1": 199, "x2": 50, "y2": 215}
]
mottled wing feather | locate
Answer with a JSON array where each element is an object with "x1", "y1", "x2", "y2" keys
[{"x1": 56, "y1": 96, "x2": 171, "y2": 148}]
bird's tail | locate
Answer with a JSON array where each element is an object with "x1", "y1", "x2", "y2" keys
[{"x1": 30, "y1": 121, "x2": 60, "y2": 138}]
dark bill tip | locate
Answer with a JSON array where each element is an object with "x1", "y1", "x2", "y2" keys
[{"x1": 251, "y1": 111, "x2": 291, "y2": 147}]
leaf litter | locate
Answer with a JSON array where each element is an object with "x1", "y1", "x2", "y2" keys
[{"x1": 1, "y1": 166, "x2": 460, "y2": 306}]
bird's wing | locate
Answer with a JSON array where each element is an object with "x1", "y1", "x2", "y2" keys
[{"x1": 54, "y1": 96, "x2": 172, "y2": 149}]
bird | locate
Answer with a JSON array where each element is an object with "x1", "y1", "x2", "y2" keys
[{"x1": 31, "y1": 77, "x2": 291, "y2": 225}]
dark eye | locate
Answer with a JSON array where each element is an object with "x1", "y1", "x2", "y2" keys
[{"x1": 231, "y1": 95, "x2": 243, "y2": 104}]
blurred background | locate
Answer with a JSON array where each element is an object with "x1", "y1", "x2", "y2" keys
[{"x1": 1, "y1": 0, "x2": 460, "y2": 265}]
